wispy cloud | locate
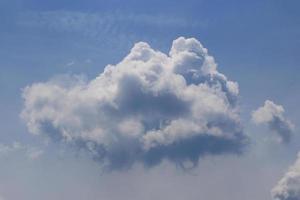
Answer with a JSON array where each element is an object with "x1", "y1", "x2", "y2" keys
[
  {"x1": 16, "y1": 10, "x2": 203, "y2": 46},
  {"x1": 0, "y1": 142, "x2": 43, "y2": 160},
  {"x1": 66, "y1": 61, "x2": 75, "y2": 67},
  {"x1": 18, "y1": 10, "x2": 200, "y2": 31}
]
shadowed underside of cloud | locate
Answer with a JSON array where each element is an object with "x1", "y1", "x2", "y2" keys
[
  {"x1": 252, "y1": 100, "x2": 294, "y2": 144},
  {"x1": 21, "y1": 37, "x2": 248, "y2": 170},
  {"x1": 272, "y1": 153, "x2": 300, "y2": 200}
]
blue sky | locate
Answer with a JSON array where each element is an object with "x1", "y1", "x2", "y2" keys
[{"x1": 0, "y1": 0, "x2": 300, "y2": 200}]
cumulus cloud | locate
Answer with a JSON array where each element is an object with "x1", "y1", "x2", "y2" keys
[
  {"x1": 21, "y1": 37, "x2": 247, "y2": 170},
  {"x1": 272, "y1": 152, "x2": 300, "y2": 200},
  {"x1": 252, "y1": 100, "x2": 294, "y2": 143}
]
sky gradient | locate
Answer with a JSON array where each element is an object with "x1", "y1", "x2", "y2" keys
[{"x1": 0, "y1": 0, "x2": 300, "y2": 200}]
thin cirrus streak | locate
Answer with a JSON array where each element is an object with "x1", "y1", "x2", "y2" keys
[
  {"x1": 21, "y1": 37, "x2": 248, "y2": 170},
  {"x1": 17, "y1": 11, "x2": 202, "y2": 38},
  {"x1": 0, "y1": 142, "x2": 43, "y2": 160},
  {"x1": 16, "y1": 11, "x2": 204, "y2": 51}
]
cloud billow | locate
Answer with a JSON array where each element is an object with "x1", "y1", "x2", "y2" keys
[
  {"x1": 252, "y1": 100, "x2": 294, "y2": 143},
  {"x1": 21, "y1": 37, "x2": 247, "y2": 170},
  {"x1": 272, "y1": 153, "x2": 300, "y2": 200}
]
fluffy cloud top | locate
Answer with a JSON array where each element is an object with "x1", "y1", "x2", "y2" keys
[
  {"x1": 21, "y1": 37, "x2": 247, "y2": 169},
  {"x1": 272, "y1": 153, "x2": 300, "y2": 200},
  {"x1": 252, "y1": 100, "x2": 294, "y2": 143}
]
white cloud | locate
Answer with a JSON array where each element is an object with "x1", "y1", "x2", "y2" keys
[
  {"x1": 252, "y1": 100, "x2": 294, "y2": 143},
  {"x1": 272, "y1": 152, "x2": 300, "y2": 200},
  {"x1": 21, "y1": 37, "x2": 247, "y2": 170}
]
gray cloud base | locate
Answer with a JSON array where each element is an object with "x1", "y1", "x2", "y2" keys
[{"x1": 21, "y1": 37, "x2": 247, "y2": 170}]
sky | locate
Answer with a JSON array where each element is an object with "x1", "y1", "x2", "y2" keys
[{"x1": 0, "y1": 0, "x2": 300, "y2": 200}]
